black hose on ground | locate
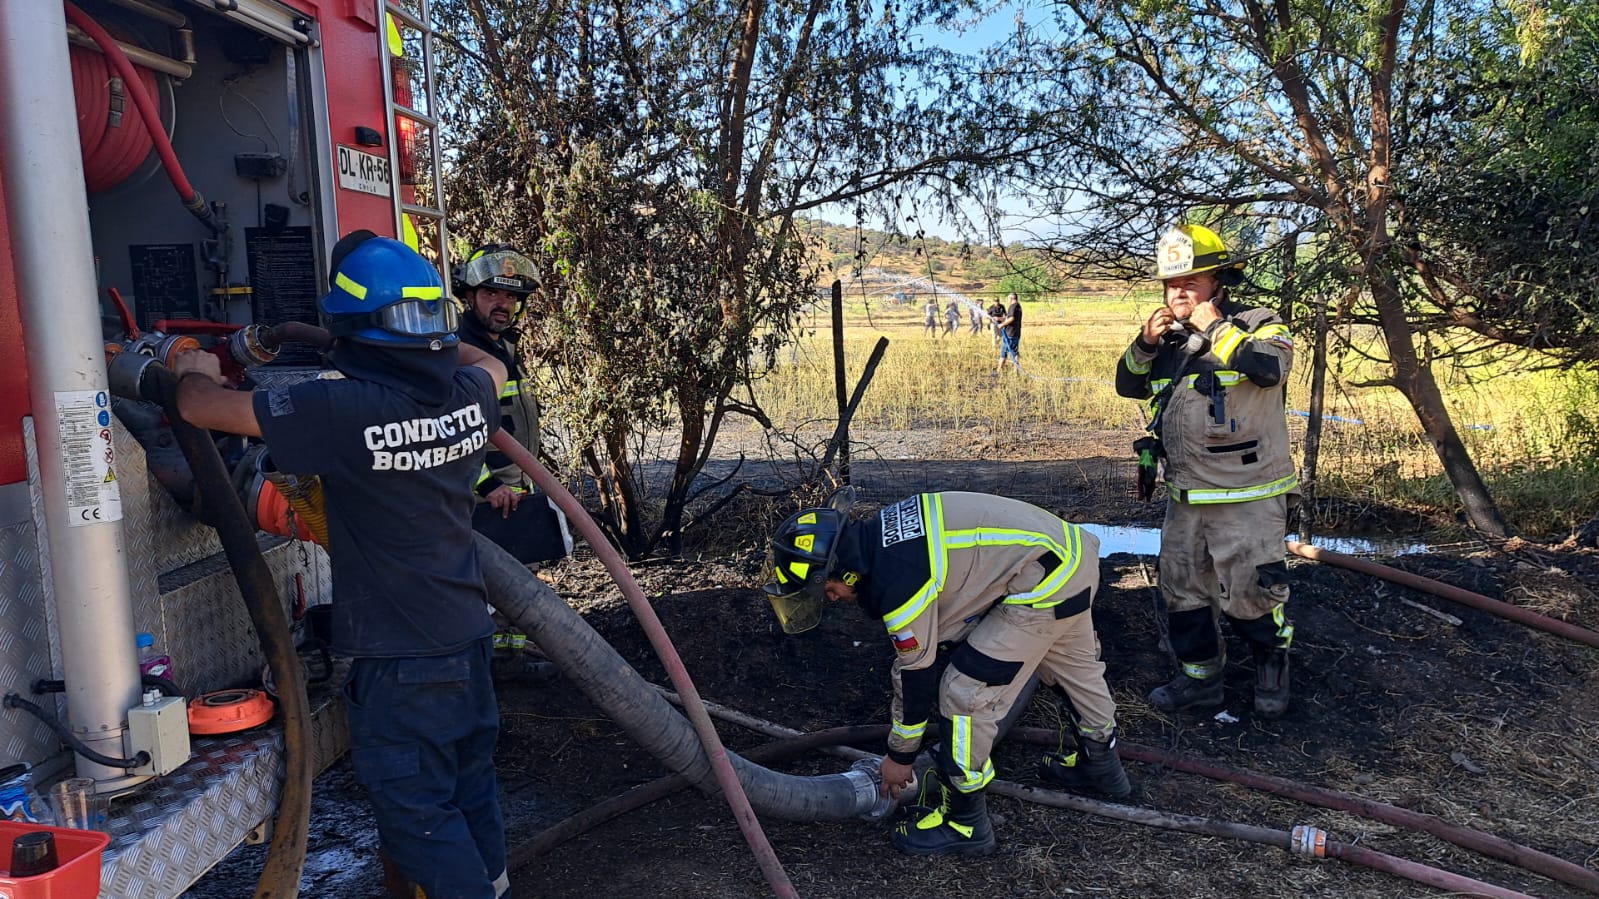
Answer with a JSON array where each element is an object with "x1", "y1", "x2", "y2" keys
[
  {"x1": 477, "y1": 535, "x2": 881, "y2": 823},
  {"x1": 136, "y1": 362, "x2": 312, "y2": 899}
]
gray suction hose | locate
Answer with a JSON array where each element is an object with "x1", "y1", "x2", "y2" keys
[{"x1": 476, "y1": 535, "x2": 881, "y2": 821}]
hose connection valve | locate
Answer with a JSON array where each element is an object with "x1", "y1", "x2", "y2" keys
[
  {"x1": 1290, "y1": 824, "x2": 1328, "y2": 857},
  {"x1": 846, "y1": 757, "x2": 911, "y2": 823},
  {"x1": 228, "y1": 323, "x2": 282, "y2": 368}
]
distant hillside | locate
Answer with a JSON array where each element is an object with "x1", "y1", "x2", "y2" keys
[{"x1": 797, "y1": 218, "x2": 1122, "y2": 298}]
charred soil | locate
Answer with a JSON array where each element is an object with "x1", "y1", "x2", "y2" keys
[{"x1": 186, "y1": 429, "x2": 1599, "y2": 899}]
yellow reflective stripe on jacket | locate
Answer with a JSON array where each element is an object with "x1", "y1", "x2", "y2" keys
[
  {"x1": 500, "y1": 379, "x2": 522, "y2": 399},
  {"x1": 1255, "y1": 322, "x2": 1293, "y2": 345},
  {"x1": 475, "y1": 463, "x2": 496, "y2": 487},
  {"x1": 1153, "y1": 371, "x2": 1247, "y2": 392},
  {"x1": 1209, "y1": 322, "x2": 1247, "y2": 364},
  {"x1": 881, "y1": 496, "x2": 1086, "y2": 633},
  {"x1": 941, "y1": 523, "x2": 1084, "y2": 607},
  {"x1": 1122, "y1": 344, "x2": 1151, "y2": 375},
  {"x1": 882, "y1": 495, "x2": 948, "y2": 633},
  {"x1": 1169, "y1": 472, "x2": 1299, "y2": 504},
  {"x1": 891, "y1": 719, "x2": 927, "y2": 742},
  {"x1": 1211, "y1": 321, "x2": 1294, "y2": 364}
]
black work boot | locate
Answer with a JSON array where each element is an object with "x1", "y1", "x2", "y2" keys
[
  {"x1": 889, "y1": 769, "x2": 996, "y2": 857},
  {"x1": 1148, "y1": 665, "x2": 1224, "y2": 712},
  {"x1": 1253, "y1": 647, "x2": 1290, "y2": 719},
  {"x1": 1039, "y1": 729, "x2": 1131, "y2": 799}
]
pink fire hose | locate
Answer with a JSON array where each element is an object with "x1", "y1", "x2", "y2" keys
[{"x1": 489, "y1": 432, "x2": 798, "y2": 898}]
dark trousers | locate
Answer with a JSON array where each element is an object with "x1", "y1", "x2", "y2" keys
[{"x1": 344, "y1": 638, "x2": 505, "y2": 899}]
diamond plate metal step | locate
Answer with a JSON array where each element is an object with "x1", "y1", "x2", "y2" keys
[{"x1": 98, "y1": 665, "x2": 349, "y2": 899}]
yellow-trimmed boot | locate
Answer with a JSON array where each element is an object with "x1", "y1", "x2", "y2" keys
[{"x1": 889, "y1": 769, "x2": 995, "y2": 857}]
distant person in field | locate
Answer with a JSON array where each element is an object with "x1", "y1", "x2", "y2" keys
[
  {"x1": 1115, "y1": 223, "x2": 1298, "y2": 719},
  {"x1": 924, "y1": 298, "x2": 939, "y2": 336},
  {"x1": 987, "y1": 297, "x2": 1005, "y2": 347},
  {"x1": 968, "y1": 304, "x2": 983, "y2": 335},
  {"x1": 997, "y1": 292, "x2": 1023, "y2": 375},
  {"x1": 944, "y1": 300, "x2": 960, "y2": 336}
]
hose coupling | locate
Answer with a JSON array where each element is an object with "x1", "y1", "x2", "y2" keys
[
  {"x1": 106, "y1": 349, "x2": 163, "y2": 402},
  {"x1": 228, "y1": 322, "x2": 281, "y2": 368},
  {"x1": 846, "y1": 757, "x2": 910, "y2": 822},
  {"x1": 1290, "y1": 824, "x2": 1328, "y2": 857}
]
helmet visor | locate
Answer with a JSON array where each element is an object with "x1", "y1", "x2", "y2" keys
[
  {"x1": 377, "y1": 294, "x2": 466, "y2": 339},
  {"x1": 379, "y1": 295, "x2": 460, "y2": 338},
  {"x1": 762, "y1": 583, "x2": 824, "y2": 634},
  {"x1": 462, "y1": 250, "x2": 539, "y2": 294}
]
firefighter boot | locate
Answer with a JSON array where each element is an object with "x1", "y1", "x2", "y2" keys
[
  {"x1": 1253, "y1": 647, "x2": 1291, "y2": 719},
  {"x1": 1148, "y1": 664, "x2": 1224, "y2": 712},
  {"x1": 889, "y1": 769, "x2": 995, "y2": 857},
  {"x1": 1039, "y1": 730, "x2": 1131, "y2": 799}
]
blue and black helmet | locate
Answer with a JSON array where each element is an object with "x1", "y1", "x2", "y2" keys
[{"x1": 321, "y1": 237, "x2": 458, "y2": 350}]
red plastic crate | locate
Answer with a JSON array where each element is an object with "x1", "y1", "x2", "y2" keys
[{"x1": 0, "y1": 820, "x2": 110, "y2": 899}]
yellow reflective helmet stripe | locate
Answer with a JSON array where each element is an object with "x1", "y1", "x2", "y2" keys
[
  {"x1": 334, "y1": 271, "x2": 367, "y2": 300},
  {"x1": 337, "y1": 271, "x2": 441, "y2": 303}
]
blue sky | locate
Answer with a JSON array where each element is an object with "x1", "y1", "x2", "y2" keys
[{"x1": 812, "y1": 2, "x2": 1058, "y2": 244}]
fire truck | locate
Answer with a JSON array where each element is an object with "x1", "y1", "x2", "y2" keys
[{"x1": 0, "y1": 0, "x2": 452, "y2": 893}]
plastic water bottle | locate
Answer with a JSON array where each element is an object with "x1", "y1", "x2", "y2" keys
[{"x1": 137, "y1": 632, "x2": 173, "y2": 680}]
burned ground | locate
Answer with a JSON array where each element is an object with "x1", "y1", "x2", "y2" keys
[{"x1": 185, "y1": 434, "x2": 1599, "y2": 899}]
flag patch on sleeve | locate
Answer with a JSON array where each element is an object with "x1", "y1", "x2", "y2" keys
[{"x1": 891, "y1": 630, "x2": 920, "y2": 653}]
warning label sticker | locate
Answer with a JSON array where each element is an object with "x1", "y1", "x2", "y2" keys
[{"x1": 56, "y1": 390, "x2": 123, "y2": 526}]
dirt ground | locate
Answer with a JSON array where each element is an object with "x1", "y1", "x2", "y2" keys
[{"x1": 184, "y1": 425, "x2": 1599, "y2": 899}]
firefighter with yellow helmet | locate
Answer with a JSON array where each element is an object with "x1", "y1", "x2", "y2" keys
[
  {"x1": 765, "y1": 489, "x2": 1129, "y2": 857},
  {"x1": 1116, "y1": 223, "x2": 1298, "y2": 718}
]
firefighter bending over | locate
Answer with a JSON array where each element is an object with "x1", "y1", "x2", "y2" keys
[
  {"x1": 1116, "y1": 224, "x2": 1298, "y2": 718},
  {"x1": 765, "y1": 490, "x2": 1129, "y2": 857},
  {"x1": 172, "y1": 235, "x2": 514, "y2": 899}
]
